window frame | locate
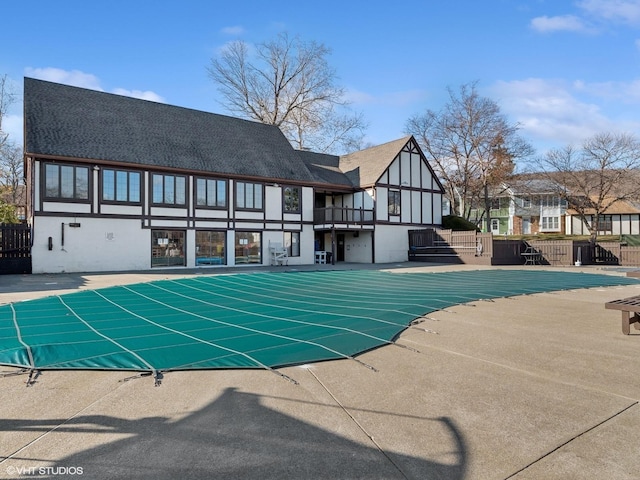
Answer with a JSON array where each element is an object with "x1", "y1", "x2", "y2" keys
[
  {"x1": 234, "y1": 231, "x2": 262, "y2": 264},
  {"x1": 235, "y1": 181, "x2": 264, "y2": 211},
  {"x1": 541, "y1": 216, "x2": 560, "y2": 231},
  {"x1": 195, "y1": 230, "x2": 227, "y2": 266},
  {"x1": 151, "y1": 229, "x2": 186, "y2": 267},
  {"x1": 43, "y1": 162, "x2": 91, "y2": 202},
  {"x1": 596, "y1": 215, "x2": 613, "y2": 232},
  {"x1": 284, "y1": 231, "x2": 300, "y2": 257},
  {"x1": 101, "y1": 168, "x2": 142, "y2": 204},
  {"x1": 195, "y1": 177, "x2": 228, "y2": 209},
  {"x1": 283, "y1": 186, "x2": 301, "y2": 214},
  {"x1": 388, "y1": 189, "x2": 401, "y2": 216},
  {"x1": 151, "y1": 173, "x2": 187, "y2": 207}
]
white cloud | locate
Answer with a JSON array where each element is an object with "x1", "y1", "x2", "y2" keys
[
  {"x1": 578, "y1": 0, "x2": 640, "y2": 25},
  {"x1": 24, "y1": 67, "x2": 165, "y2": 103},
  {"x1": 530, "y1": 15, "x2": 590, "y2": 33},
  {"x1": 572, "y1": 78, "x2": 640, "y2": 104},
  {"x1": 531, "y1": 1, "x2": 640, "y2": 35},
  {"x1": 24, "y1": 67, "x2": 103, "y2": 90},
  {"x1": 111, "y1": 88, "x2": 165, "y2": 103},
  {"x1": 488, "y1": 78, "x2": 634, "y2": 152}
]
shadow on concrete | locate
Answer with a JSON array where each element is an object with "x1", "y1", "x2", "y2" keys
[
  {"x1": 1, "y1": 387, "x2": 467, "y2": 479},
  {"x1": 0, "y1": 273, "x2": 88, "y2": 295}
]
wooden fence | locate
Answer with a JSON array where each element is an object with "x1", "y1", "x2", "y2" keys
[
  {"x1": 408, "y1": 229, "x2": 493, "y2": 265},
  {"x1": 0, "y1": 223, "x2": 32, "y2": 274},
  {"x1": 409, "y1": 229, "x2": 640, "y2": 267}
]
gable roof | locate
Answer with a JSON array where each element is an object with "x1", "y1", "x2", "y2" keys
[
  {"x1": 565, "y1": 196, "x2": 640, "y2": 215},
  {"x1": 24, "y1": 77, "x2": 317, "y2": 183},
  {"x1": 338, "y1": 136, "x2": 413, "y2": 188}
]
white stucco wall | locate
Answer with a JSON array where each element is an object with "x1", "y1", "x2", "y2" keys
[
  {"x1": 32, "y1": 217, "x2": 150, "y2": 273},
  {"x1": 342, "y1": 231, "x2": 372, "y2": 263},
  {"x1": 374, "y1": 224, "x2": 412, "y2": 263}
]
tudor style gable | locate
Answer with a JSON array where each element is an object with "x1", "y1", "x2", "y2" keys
[{"x1": 370, "y1": 137, "x2": 444, "y2": 225}]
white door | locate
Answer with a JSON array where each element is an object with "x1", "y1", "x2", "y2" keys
[
  {"x1": 522, "y1": 217, "x2": 531, "y2": 234},
  {"x1": 491, "y1": 219, "x2": 500, "y2": 234}
]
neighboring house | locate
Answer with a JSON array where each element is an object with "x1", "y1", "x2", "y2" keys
[
  {"x1": 469, "y1": 179, "x2": 567, "y2": 235},
  {"x1": 565, "y1": 197, "x2": 640, "y2": 236},
  {"x1": 470, "y1": 175, "x2": 640, "y2": 236},
  {"x1": 24, "y1": 78, "x2": 444, "y2": 273}
]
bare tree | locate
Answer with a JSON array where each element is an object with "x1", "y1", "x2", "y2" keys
[
  {"x1": 534, "y1": 132, "x2": 640, "y2": 244},
  {"x1": 0, "y1": 141, "x2": 23, "y2": 204},
  {"x1": 0, "y1": 74, "x2": 18, "y2": 150},
  {"x1": 406, "y1": 82, "x2": 533, "y2": 228},
  {"x1": 208, "y1": 32, "x2": 366, "y2": 154}
]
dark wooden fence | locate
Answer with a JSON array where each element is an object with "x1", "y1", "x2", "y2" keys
[
  {"x1": 409, "y1": 228, "x2": 640, "y2": 267},
  {"x1": 0, "y1": 223, "x2": 32, "y2": 274},
  {"x1": 408, "y1": 229, "x2": 493, "y2": 265}
]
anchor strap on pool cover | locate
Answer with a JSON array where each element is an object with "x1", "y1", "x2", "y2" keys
[{"x1": 0, "y1": 269, "x2": 636, "y2": 374}]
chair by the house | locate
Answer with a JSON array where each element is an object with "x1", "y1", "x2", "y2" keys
[{"x1": 269, "y1": 242, "x2": 289, "y2": 266}]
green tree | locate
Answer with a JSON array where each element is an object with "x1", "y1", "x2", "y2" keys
[{"x1": 0, "y1": 201, "x2": 18, "y2": 224}]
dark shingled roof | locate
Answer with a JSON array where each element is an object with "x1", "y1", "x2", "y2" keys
[
  {"x1": 297, "y1": 150, "x2": 354, "y2": 187},
  {"x1": 24, "y1": 77, "x2": 317, "y2": 183}
]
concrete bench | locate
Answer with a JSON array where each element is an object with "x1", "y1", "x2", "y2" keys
[{"x1": 605, "y1": 295, "x2": 640, "y2": 334}]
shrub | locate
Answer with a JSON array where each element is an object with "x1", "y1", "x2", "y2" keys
[{"x1": 442, "y1": 215, "x2": 480, "y2": 231}]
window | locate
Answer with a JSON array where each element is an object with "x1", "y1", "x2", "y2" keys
[
  {"x1": 236, "y1": 182, "x2": 263, "y2": 210},
  {"x1": 152, "y1": 174, "x2": 186, "y2": 206},
  {"x1": 44, "y1": 163, "x2": 89, "y2": 200},
  {"x1": 235, "y1": 231, "x2": 261, "y2": 264},
  {"x1": 102, "y1": 169, "x2": 141, "y2": 203},
  {"x1": 388, "y1": 190, "x2": 400, "y2": 216},
  {"x1": 151, "y1": 230, "x2": 185, "y2": 267},
  {"x1": 283, "y1": 186, "x2": 301, "y2": 213},
  {"x1": 284, "y1": 231, "x2": 300, "y2": 257},
  {"x1": 196, "y1": 178, "x2": 227, "y2": 208},
  {"x1": 196, "y1": 231, "x2": 226, "y2": 265},
  {"x1": 521, "y1": 196, "x2": 531, "y2": 208},
  {"x1": 597, "y1": 215, "x2": 612, "y2": 232},
  {"x1": 541, "y1": 216, "x2": 560, "y2": 231}
]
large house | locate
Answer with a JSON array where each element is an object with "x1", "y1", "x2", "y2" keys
[{"x1": 23, "y1": 78, "x2": 444, "y2": 273}]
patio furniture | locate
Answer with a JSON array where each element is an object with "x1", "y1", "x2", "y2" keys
[
  {"x1": 269, "y1": 242, "x2": 288, "y2": 266},
  {"x1": 315, "y1": 251, "x2": 327, "y2": 264},
  {"x1": 605, "y1": 295, "x2": 640, "y2": 334},
  {"x1": 522, "y1": 245, "x2": 542, "y2": 265}
]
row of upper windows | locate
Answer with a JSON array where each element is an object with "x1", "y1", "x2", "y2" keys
[{"x1": 42, "y1": 163, "x2": 302, "y2": 213}]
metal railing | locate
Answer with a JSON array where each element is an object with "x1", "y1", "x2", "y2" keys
[{"x1": 313, "y1": 207, "x2": 374, "y2": 226}]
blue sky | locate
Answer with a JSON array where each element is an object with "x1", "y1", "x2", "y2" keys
[{"x1": 3, "y1": 0, "x2": 640, "y2": 161}]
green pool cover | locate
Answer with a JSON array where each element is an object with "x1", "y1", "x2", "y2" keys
[{"x1": 0, "y1": 269, "x2": 636, "y2": 374}]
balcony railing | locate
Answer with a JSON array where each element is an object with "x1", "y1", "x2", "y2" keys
[{"x1": 313, "y1": 207, "x2": 375, "y2": 227}]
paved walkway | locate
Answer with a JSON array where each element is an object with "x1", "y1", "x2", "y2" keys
[{"x1": 1, "y1": 263, "x2": 639, "y2": 479}]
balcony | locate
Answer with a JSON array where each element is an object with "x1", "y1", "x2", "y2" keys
[{"x1": 313, "y1": 207, "x2": 375, "y2": 229}]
